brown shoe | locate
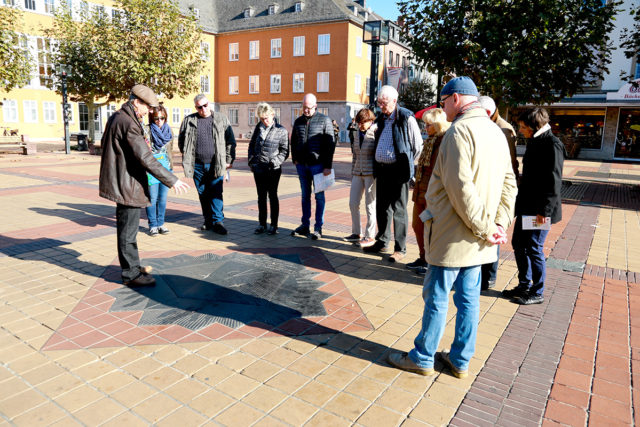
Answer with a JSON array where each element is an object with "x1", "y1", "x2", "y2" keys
[
  {"x1": 437, "y1": 352, "x2": 468, "y2": 379},
  {"x1": 387, "y1": 352, "x2": 435, "y2": 376},
  {"x1": 140, "y1": 265, "x2": 153, "y2": 274},
  {"x1": 389, "y1": 251, "x2": 406, "y2": 263}
]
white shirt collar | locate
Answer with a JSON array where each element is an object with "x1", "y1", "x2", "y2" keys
[{"x1": 534, "y1": 123, "x2": 551, "y2": 138}]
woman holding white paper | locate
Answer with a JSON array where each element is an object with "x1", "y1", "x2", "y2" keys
[{"x1": 503, "y1": 108, "x2": 565, "y2": 305}]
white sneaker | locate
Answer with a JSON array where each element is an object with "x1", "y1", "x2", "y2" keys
[
  {"x1": 149, "y1": 227, "x2": 159, "y2": 236},
  {"x1": 158, "y1": 226, "x2": 170, "y2": 234}
]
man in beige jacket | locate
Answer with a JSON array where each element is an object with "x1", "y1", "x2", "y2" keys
[{"x1": 388, "y1": 77, "x2": 517, "y2": 378}]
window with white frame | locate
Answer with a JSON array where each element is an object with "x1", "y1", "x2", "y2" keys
[
  {"x1": 106, "y1": 104, "x2": 116, "y2": 119},
  {"x1": 200, "y1": 75, "x2": 210, "y2": 93},
  {"x1": 3, "y1": 0, "x2": 15, "y2": 5},
  {"x1": 318, "y1": 34, "x2": 330, "y2": 55},
  {"x1": 293, "y1": 36, "x2": 305, "y2": 57},
  {"x1": 270, "y1": 74, "x2": 281, "y2": 93},
  {"x1": 293, "y1": 73, "x2": 304, "y2": 93},
  {"x1": 366, "y1": 44, "x2": 370, "y2": 61},
  {"x1": 292, "y1": 107, "x2": 302, "y2": 119},
  {"x1": 355, "y1": 37, "x2": 362, "y2": 57},
  {"x1": 200, "y1": 42, "x2": 210, "y2": 61},
  {"x1": 273, "y1": 107, "x2": 280, "y2": 121},
  {"x1": 43, "y1": 101, "x2": 57, "y2": 123},
  {"x1": 229, "y1": 43, "x2": 239, "y2": 61},
  {"x1": 45, "y1": 0, "x2": 54, "y2": 13},
  {"x1": 2, "y1": 100, "x2": 18, "y2": 122},
  {"x1": 318, "y1": 107, "x2": 328, "y2": 116},
  {"x1": 228, "y1": 108, "x2": 238, "y2": 125},
  {"x1": 112, "y1": 9, "x2": 121, "y2": 21},
  {"x1": 172, "y1": 107, "x2": 180, "y2": 124},
  {"x1": 389, "y1": 51, "x2": 393, "y2": 66},
  {"x1": 229, "y1": 76, "x2": 239, "y2": 95},
  {"x1": 354, "y1": 74, "x2": 361, "y2": 94},
  {"x1": 24, "y1": 100, "x2": 38, "y2": 123},
  {"x1": 36, "y1": 37, "x2": 55, "y2": 87},
  {"x1": 249, "y1": 75, "x2": 259, "y2": 94},
  {"x1": 294, "y1": 1, "x2": 303, "y2": 12},
  {"x1": 366, "y1": 77, "x2": 370, "y2": 95},
  {"x1": 268, "y1": 4, "x2": 276, "y2": 15},
  {"x1": 183, "y1": 108, "x2": 191, "y2": 118},
  {"x1": 243, "y1": 7, "x2": 253, "y2": 18},
  {"x1": 249, "y1": 40, "x2": 259, "y2": 59},
  {"x1": 191, "y1": 7, "x2": 199, "y2": 19},
  {"x1": 271, "y1": 38, "x2": 281, "y2": 58},
  {"x1": 317, "y1": 72, "x2": 329, "y2": 93},
  {"x1": 24, "y1": 0, "x2": 35, "y2": 10},
  {"x1": 248, "y1": 107, "x2": 257, "y2": 125}
]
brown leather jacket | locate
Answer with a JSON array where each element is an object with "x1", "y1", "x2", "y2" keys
[{"x1": 99, "y1": 102, "x2": 177, "y2": 207}]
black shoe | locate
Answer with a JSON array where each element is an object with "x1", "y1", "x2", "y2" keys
[
  {"x1": 363, "y1": 240, "x2": 386, "y2": 253},
  {"x1": 267, "y1": 226, "x2": 278, "y2": 235},
  {"x1": 311, "y1": 230, "x2": 322, "y2": 240},
  {"x1": 481, "y1": 280, "x2": 496, "y2": 291},
  {"x1": 212, "y1": 222, "x2": 228, "y2": 235},
  {"x1": 406, "y1": 258, "x2": 427, "y2": 270},
  {"x1": 124, "y1": 273, "x2": 156, "y2": 287},
  {"x1": 502, "y1": 285, "x2": 528, "y2": 299},
  {"x1": 254, "y1": 225, "x2": 266, "y2": 234},
  {"x1": 200, "y1": 223, "x2": 212, "y2": 231},
  {"x1": 515, "y1": 293, "x2": 544, "y2": 305},
  {"x1": 291, "y1": 225, "x2": 310, "y2": 237},
  {"x1": 343, "y1": 233, "x2": 361, "y2": 242},
  {"x1": 415, "y1": 266, "x2": 428, "y2": 276}
]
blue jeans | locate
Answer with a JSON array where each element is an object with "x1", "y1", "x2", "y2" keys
[
  {"x1": 296, "y1": 163, "x2": 325, "y2": 231},
  {"x1": 512, "y1": 215, "x2": 549, "y2": 297},
  {"x1": 409, "y1": 265, "x2": 481, "y2": 370},
  {"x1": 145, "y1": 183, "x2": 168, "y2": 228},
  {"x1": 193, "y1": 162, "x2": 224, "y2": 226}
]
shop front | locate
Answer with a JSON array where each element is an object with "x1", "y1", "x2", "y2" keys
[{"x1": 607, "y1": 80, "x2": 640, "y2": 161}]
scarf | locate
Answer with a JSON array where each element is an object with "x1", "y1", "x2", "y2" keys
[
  {"x1": 150, "y1": 122, "x2": 173, "y2": 150},
  {"x1": 132, "y1": 102, "x2": 152, "y2": 150},
  {"x1": 453, "y1": 100, "x2": 483, "y2": 122},
  {"x1": 414, "y1": 134, "x2": 442, "y2": 183}
]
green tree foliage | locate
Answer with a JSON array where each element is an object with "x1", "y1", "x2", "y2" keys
[
  {"x1": 0, "y1": 6, "x2": 34, "y2": 92},
  {"x1": 399, "y1": 78, "x2": 436, "y2": 113},
  {"x1": 47, "y1": 0, "x2": 203, "y2": 143},
  {"x1": 398, "y1": 0, "x2": 621, "y2": 107},
  {"x1": 621, "y1": 3, "x2": 640, "y2": 82}
]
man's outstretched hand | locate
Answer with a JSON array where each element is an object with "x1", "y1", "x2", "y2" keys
[{"x1": 172, "y1": 179, "x2": 190, "y2": 194}]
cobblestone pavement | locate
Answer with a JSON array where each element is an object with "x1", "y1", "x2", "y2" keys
[{"x1": 0, "y1": 144, "x2": 639, "y2": 426}]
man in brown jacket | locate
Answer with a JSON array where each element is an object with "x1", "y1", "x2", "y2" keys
[
  {"x1": 478, "y1": 95, "x2": 519, "y2": 290},
  {"x1": 99, "y1": 85, "x2": 190, "y2": 287}
]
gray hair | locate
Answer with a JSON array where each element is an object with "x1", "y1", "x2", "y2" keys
[
  {"x1": 379, "y1": 85, "x2": 399, "y2": 101},
  {"x1": 478, "y1": 96, "x2": 497, "y2": 116},
  {"x1": 256, "y1": 102, "x2": 275, "y2": 118},
  {"x1": 193, "y1": 94, "x2": 208, "y2": 104}
]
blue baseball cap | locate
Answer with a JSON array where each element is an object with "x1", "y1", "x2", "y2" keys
[{"x1": 440, "y1": 76, "x2": 479, "y2": 97}]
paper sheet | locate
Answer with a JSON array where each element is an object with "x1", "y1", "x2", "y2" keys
[
  {"x1": 313, "y1": 169, "x2": 335, "y2": 193},
  {"x1": 521, "y1": 215, "x2": 551, "y2": 230}
]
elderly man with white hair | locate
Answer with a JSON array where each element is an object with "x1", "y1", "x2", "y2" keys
[{"x1": 363, "y1": 85, "x2": 422, "y2": 263}]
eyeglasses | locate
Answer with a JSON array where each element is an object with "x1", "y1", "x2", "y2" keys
[
  {"x1": 439, "y1": 95, "x2": 451, "y2": 108},
  {"x1": 153, "y1": 116, "x2": 166, "y2": 122},
  {"x1": 302, "y1": 105, "x2": 316, "y2": 111},
  {"x1": 196, "y1": 103, "x2": 209, "y2": 110}
]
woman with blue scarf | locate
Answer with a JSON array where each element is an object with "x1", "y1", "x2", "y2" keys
[{"x1": 146, "y1": 106, "x2": 173, "y2": 236}]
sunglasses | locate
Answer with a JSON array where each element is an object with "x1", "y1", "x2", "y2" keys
[
  {"x1": 439, "y1": 95, "x2": 451, "y2": 108},
  {"x1": 196, "y1": 103, "x2": 209, "y2": 110},
  {"x1": 153, "y1": 116, "x2": 166, "y2": 122}
]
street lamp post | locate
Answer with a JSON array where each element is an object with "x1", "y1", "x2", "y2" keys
[
  {"x1": 363, "y1": 20, "x2": 390, "y2": 110},
  {"x1": 56, "y1": 64, "x2": 72, "y2": 154}
]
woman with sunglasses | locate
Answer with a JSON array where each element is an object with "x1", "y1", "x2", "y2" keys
[{"x1": 146, "y1": 105, "x2": 173, "y2": 236}]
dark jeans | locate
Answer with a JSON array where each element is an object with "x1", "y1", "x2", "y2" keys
[
  {"x1": 295, "y1": 163, "x2": 325, "y2": 231},
  {"x1": 512, "y1": 215, "x2": 550, "y2": 296},
  {"x1": 375, "y1": 163, "x2": 409, "y2": 253},
  {"x1": 193, "y1": 162, "x2": 224, "y2": 227},
  {"x1": 253, "y1": 168, "x2": 282, "y2": 228},
  {"x1": 481, "y1": 246, "x2": 499, "y2": 288},
  {"x1": 116, "y1": 204, "x2": 141, "y2": 282}
]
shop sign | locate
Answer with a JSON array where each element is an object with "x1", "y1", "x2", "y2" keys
[{"x1": 607, "y1": 79, "x2": 640, "y2": 100}]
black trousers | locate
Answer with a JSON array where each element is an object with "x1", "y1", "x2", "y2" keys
[
  {"x1": 116, "y1": 204, "x2": 141, "y2": 282},
  {"x1": 375, "y1": 163, "x2": 409, "y2": 253},
  {"x1": 253, "y1": 168, "x2": 282, "y2": 227}
]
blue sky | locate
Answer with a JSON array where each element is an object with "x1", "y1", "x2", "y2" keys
[{"x1": 364, "y1": 0, "x2": 400, "y2": 21}]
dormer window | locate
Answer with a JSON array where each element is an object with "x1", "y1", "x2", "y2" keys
[
  {"x1": 294, "y1": 1, "x2": 304, "y2": 12},
  {"x1": 268, "y1": 4, "x2": 278, "y2": 15},
  {"x1": 244, "y1": 7, "x2": 253, "y2": 18},
  {"x1": 349, "y1": 5, "x2": 357, "y2": 15}
]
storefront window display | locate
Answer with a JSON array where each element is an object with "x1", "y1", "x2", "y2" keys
[
  {"x1": 548, "y1": 108, "x2": 605, "y2": 152},
  {"x1": 615, "y1": 109, "x2": 640, "y2": 160}
]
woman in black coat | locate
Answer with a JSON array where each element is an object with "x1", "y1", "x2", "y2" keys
[
  {"x1": 248, "y1": 103, "x2": 290, "y2": 235},
  {"x1": 503, "y1": 107, "x2": 565, "y2": 305}
]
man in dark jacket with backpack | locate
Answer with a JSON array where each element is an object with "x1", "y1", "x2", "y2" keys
[{"x1": 290, "y1": 93, "x2": 335, "y2": 240}]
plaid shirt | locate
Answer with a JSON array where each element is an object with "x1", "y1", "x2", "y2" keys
[{"x1": 374, "y1": 110, "x2": 397, "y2": 164}]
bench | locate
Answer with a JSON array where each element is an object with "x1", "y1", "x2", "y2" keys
[{"x1": 0, "y1": 135, "x2": 36, "y2": 155}]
